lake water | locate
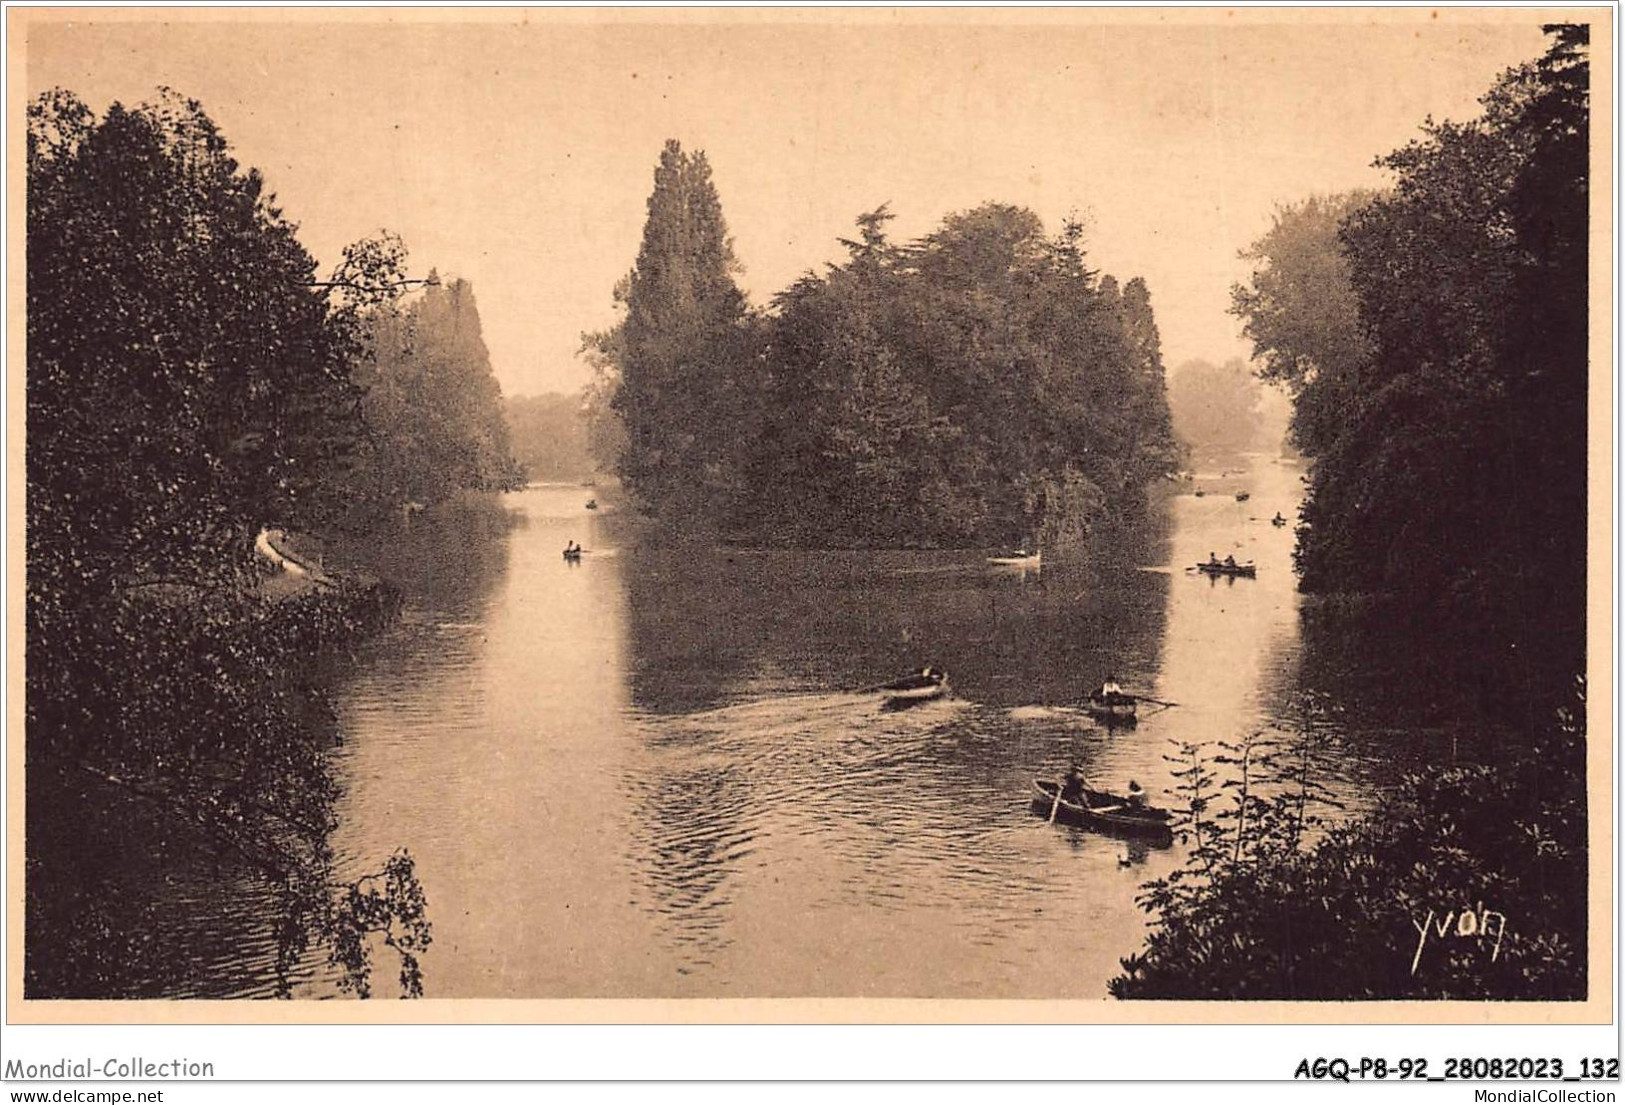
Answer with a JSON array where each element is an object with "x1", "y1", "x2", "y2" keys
[
  {"x1": 302, "y1": 451, "x2": 1462, "y2": 999},
  {"x1": 32, "y1": 450, "x2": 1490, "y2": 999}
]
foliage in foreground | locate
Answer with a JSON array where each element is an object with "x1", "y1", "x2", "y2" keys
[
  {"x1": 1111, "y1": 696, "x2": 1586, "y2": 1000},
  {"x1": 27, "y1": 86, "x2": 522, "y2": 587},
  {"x1": 25, "y1": 88, "x2": 461, "y2": 997},
  {"x1": 26, "y1": 580, "x2": 433, "y2": 998},
  {"x1": 1151, "y1": 32, "x2": 1594, "y2": 1002}
]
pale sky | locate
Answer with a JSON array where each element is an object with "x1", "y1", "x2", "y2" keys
[{"x1": 23, "y1": 11, "x2": 1558, "y2": 397}]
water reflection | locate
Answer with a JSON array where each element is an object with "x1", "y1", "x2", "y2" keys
[
  {"x1": 621, "y1": 542, "x2": 1171, "y2": 716},
  {"x1": 26, "y1": 767, "x2": 303, "y2": 999},
  {"x1": 27, "y1": 579, "x2": 418, "y2": 1001}
]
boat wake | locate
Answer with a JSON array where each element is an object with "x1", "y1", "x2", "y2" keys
[
  {"x1": 1006, "y1": 704, "x2": 1079, "y2": 722},
  {"x1": 881, "y1": 564, "x2": 981, "y2": 578}
]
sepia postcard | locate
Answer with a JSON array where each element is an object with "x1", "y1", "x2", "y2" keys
[{"x1": 5, "y1": 6, "x2": 1614, "y2": 1028}]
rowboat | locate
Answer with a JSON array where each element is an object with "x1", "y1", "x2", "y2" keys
[
  {"x1": 1195, "y1": 561, "x2": 1257, "y2": 578},
  {"x1": 1271, "y1": 514, "x2": 1288, "y2": 527},
  {"x1": 1235, "y1": 491, "x2": 1250, "y2": 502},
  {"x1": 987, "y1": 550, "x2": 1041, "y2": 569},
  {"x1": 878, "y1": 670, "x2": 948, "y2": 706},
  {"x1": 1031, "y1": 780, "x2": 1174, "y2": 841},
  {"x1": 585, "y1": 499, "x2": 598, "y2": 510},
  {"x1": 1084, "y1": 695, "x2": 1138, "y2": 725},
  {"x1": 563, "y1": 548, "x2": 582, "y2": 562}
]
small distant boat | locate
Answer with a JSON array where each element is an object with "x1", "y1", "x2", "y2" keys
[
  {"x1": 1193, "y1": 489, "x2": 1206, "y2": 498},
  {"x1": 1196, "y1": 560, "x2": 1257, "y2": 578},
  {"x1": 563, "y1": 543, "x2": 583, "y2": 561},
  {"x1": 1271, "y1": 513, "x2": 1288, "y2": 527},
  {"x1": 585, "y1": 499, "x2": 598, "y2": 510},
  {"x1": 877, "y1": 669, "x2": 948, "y2": 706},
  {"x1": 988, "y1": 549, "x2": 1041, "y2": 569},
  {"x1": 1235, "y1": 491, "x2": 1250, "y2": 502},
  {"x1": 1031, "y1": 780, "x2": 1174, "y2": 841},
  {"x1": 1084, "y1": 693, "x2": 1139, "y2": 726}
]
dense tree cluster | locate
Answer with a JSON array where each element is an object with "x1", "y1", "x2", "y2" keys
[
  {"x1": 1120, "y1": 26, "x2": 1592, "y2": 1002},
  {"x1": 24, "y1": 89, "x2": 526, "y2": 996},
  {"x1": 1231, "y1": 27, "x2": 1589, "y2": 694},
  {"x1": 584, "y1": 140, "x2": 754, "y2": 527},
  {"x1": 27, "y1": 88, "x2": 522, "y2": 601},
  {"x1": 1231, "y1": 192, "x2": 1377, "y2": 458},
  {"x1": 28, "y1": 90, "x2": 361, "y2": 619},
  {"x1": 345, "y1": 276, "x2": 524, "y2": 516},
  {"x1": 589, "y1": 143, "x2": 1181, "y2": 547}
]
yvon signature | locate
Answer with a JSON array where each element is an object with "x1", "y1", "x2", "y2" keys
[{"x1": 1411, "y1": 903, "x2": 1508, "y2": 975}]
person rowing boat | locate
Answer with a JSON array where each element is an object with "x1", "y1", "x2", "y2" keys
[
  {"x1": 1092, "y1": 674, "x2": 1134, "y2": 704},
  {"x1": 1031, "y1": 777, "x2": 1174, "y2": 840},
  {"x1": 1061, "y1": 766, "x2": 1087, "y2": 803},
  {"x1": 876, "y1": 666, "x2": 948, "y2": 707}
]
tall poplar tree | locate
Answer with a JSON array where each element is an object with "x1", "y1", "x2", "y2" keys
[{"x1": 597, "y1": 140, "x2": 752, "y2": 522}]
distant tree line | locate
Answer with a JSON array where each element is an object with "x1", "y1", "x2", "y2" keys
[
  {"x1": 1166, "y1": 357, "x2": 1268, "y2": 455},
  {"x1": 505, "y1": 392, "x2": 595, "y2": 483},
  {"x1": 586, "y1": 140, "x2": 1181, "y2": 548},
  {"x1": 1231, "y1": 25, "x2": 1588, "y2": 696}
]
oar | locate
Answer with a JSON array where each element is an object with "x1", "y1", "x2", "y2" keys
[
  {"x1": 1048, "y1": 782, "x2": 1064, "y2": 823},
  {"x1": 1131, "y1": 695, "x2": 1179, "y2": 709}
]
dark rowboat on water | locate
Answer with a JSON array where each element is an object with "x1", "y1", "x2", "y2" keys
[
  {"x1": 1031, "y1": 780, "x2": 1174, "y2": 841},
  {"x1": 1084, "y1": 693, "x2": 1138, "y2": 726},
  {"x1": 878, "y1": 669, "x2": 948, "y2": 707},
  {"x1": 1196, "y1": 560, "x2": 1257, "y2": 578}
]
